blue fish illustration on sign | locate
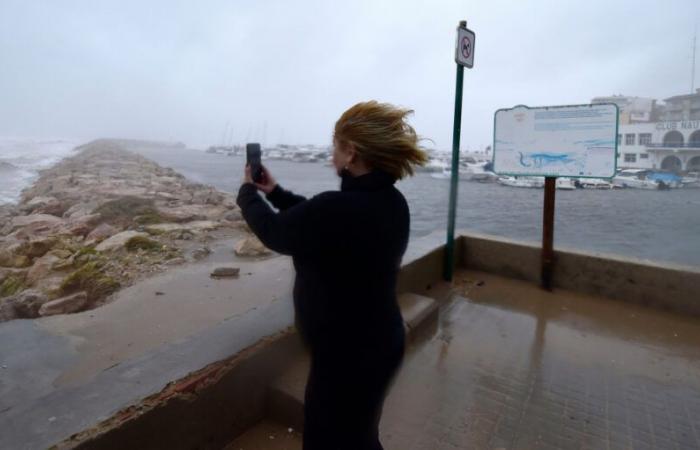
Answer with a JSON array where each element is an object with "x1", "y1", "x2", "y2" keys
[{"x1": 518, "y1": 152, "x2": 579, "y2": 168}]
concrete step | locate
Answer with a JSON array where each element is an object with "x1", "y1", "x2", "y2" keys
[
  {"x1": 223, "y1": 419, "x2": 302, "y2": 450},
  {"x1": 265, "y1": 292, "x2": 439, "y2": 432}
]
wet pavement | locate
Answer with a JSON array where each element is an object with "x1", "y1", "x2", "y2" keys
[
  {"x1": 228, "y1": 269, "x2": 700, "y2": 450},
  {"x1": 380, "y1": 270, "x2": 700, "y2": 450}
]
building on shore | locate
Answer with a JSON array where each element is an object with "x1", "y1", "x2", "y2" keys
[{"x1": 592, "y1": 90, "x2": 700, "y2": 172}]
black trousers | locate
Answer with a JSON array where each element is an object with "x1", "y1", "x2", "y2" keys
[{"x1": 302, "y1": 331, "x2": 405, "y2": 450}]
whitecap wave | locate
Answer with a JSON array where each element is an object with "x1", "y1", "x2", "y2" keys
[{"x1": 0, "y1": 137, "x2": 83, "y2": 204}]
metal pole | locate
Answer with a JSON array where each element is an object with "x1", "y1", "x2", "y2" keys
[
  {"x1": 444, "y1": 60, "x2": 465, "y2": 282},
  {"x1": 541, "y1": 176, "x2": 556, "y2": 289}
]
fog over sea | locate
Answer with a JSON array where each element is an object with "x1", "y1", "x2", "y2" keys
[{"x1": 2, "y1": 139, "x2": 699, "y2": 268}]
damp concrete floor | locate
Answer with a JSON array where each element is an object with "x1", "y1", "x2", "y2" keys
[{"x1": 228, "y1": 269, "x2": 700, "y2": 450}]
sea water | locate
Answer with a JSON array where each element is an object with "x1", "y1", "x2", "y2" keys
[
  {"x1": 0, "y1": 138, "x2": 80, "y2": 204},
  {"x1": 131, "y1": 145, "x2": 700, "y2": 268},
  {"x1": 1, "y1": 141, "x2": 699, "y2": 268}
]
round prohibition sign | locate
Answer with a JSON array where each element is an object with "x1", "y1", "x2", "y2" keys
[{"x1": 461, "y1": 36, "x2": 472, "y2": 59}]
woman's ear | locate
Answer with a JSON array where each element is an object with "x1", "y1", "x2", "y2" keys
[{"x1": 345, "y1": 142, "x2": 357, "y2": 164}]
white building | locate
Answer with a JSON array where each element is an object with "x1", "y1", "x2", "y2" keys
[
  {"x1": 615, "y1": 121, "x2": 700, "y2": 171},
  {"x1": 592, "y1": 95, "x2": 659, "y2": 124},
  {"x1": 593, "y1": 90, "x2": 700, "y2": 172}
]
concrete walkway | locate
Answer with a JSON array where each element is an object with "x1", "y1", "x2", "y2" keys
[{"x1": 229, "y1": 269, "x2": 700, "y2": 450}]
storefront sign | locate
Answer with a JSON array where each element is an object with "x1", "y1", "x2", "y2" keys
[{"x1": 655, "y1": 121, "x2": 700, "y2": 130}]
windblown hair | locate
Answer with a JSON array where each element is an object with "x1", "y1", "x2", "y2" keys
[{"x1": 334, "y1": 101, "x2": 429, "y2": 180}]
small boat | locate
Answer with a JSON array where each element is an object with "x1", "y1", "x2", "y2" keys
[
  {"x1": 556, "y1": 178, "x2": 576, "y2": 190},
  {"x1": 613, "y1": 169, "x2": 682, "y2": 189},
  {"x1": 681, "y1": 172, "x2": 700, "y2": 188},
  {"x1": 459, "y1": 162, "x2": 499, "y2": 183},
  {"x1": 613, "y1": 170, "x2": 662, "y2": 190},
  {"x1": 498, "y1": 176, "x2": 545, "y2": 188},
  {"x1": 418, "y1": 158, "x2": 450, "y2": 173},
  {"x1": 576, "y1": 178, "x2": 614, "y2": 189}
]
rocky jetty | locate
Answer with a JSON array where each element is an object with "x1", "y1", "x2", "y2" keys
[{"x1": 0, "y1": 140, "x2": 254, "y2": 321}]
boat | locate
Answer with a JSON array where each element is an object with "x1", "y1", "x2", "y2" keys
[
  {"x1": 576, "y1": 178, "x2": 614, "y2": 189},
  {"x1": 613, "y1": 169, "x2": 683, "y2": 189},
  {"x1": 264, "y1": 149, "x2": 285, "y2": 160},
  {"x1": 612, "y1": 169, "x2": 662, "y2": 190},
  {"x1": 681, "y1": 172, "x2": 700, "y2": 188},
  {"x1": 418, "y1": 158, "x2": 450, "y2": 173},
  {"x1": 459, "y1": 161, "x2": 499, "y2": 183},
  {"x1": 645, "y1": 171, "x2": 683, "y2": 189},
  {"x1": 556, "y1": 178, "x2": 576, "y2": 190},
  {"x1": 497, "y1": 176, "x2": 545, "y2": 188}
]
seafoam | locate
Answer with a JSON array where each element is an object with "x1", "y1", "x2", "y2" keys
[{"x1": 0, "y1": 137, "x2": 83, "y2": 205}]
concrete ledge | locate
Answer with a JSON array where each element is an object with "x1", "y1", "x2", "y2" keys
[
  {"x1": 398, "y1": 293, "x2": 440, "y2": 336},
  {"x1": 397, "y1": 231, "x2": 452, "y2": 295},
  {"x1": 59, "y1": 330, "x2": 304, "y2": 450},
  {"x1": 459, "y1": 231, "x2": 700, "y2": 316}
]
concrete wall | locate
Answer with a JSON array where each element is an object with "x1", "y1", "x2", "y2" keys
[
  {"x1": 458, "y1": 231, "x2": 700, "y2": 316},
  {"x1": 65, "y1": 331, "x2": 304, "y2": 450}
]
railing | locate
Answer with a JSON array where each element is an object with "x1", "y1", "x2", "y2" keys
[{"x1": 646, "y1": 143, "x2": 700, "y2": 149}]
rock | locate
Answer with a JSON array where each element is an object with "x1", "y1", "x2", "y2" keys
[
  {"x1": 234, "y1": 236, "x2": 272, "y2": 257},
  {"x1": 22, "y1": 196, "x2": 59, "y2": 213},
  {"x1": 223, "y1": 210, "x2": 242, "y2": 222},
  {"x1": 60, "y1": 261, "x2": 120, "y2": 300},
  {"x1": 63, "y1": 202, "x2": 99, "y2": 219},
  {"x1": 124, "y1": 235, "x2": 161, "y2": 252},
  {"x1": 230, "y1": 220, "x2": 249, "y2": 231},
  {"x1": 191, "y1": 188, "x2": 218, "y2": 205},
  {"x1": 39, "y1": 292, "x2": 89, "y2": 316},
  {"x1": 164, "y1": 257, "x2": 186, "y2": 266},
  {"x1": 10, "y1": 214, "x2": 63, "y2": 232},
  {"x1": 0, "y1": 299, "x2": 17, "y2": 321},
  {"x1": 156, "y1": 205, "x2": 207, "y2": 222},
  {"x1": 66, "y1": 214, "x2": 102, "y2": 236},
  {"x1": 191, "y1": 247, "x2": 211, "y2": 260},
  {"x1": 86, "y1": 223, "x2": 118, "y2": 244},
  {"x1": 155, "y1": 191, "x2": 178, "y2": 200},
  {"x1": 50, "y1": 237, "x2": 81, "y2": 254},
  {"x1": 26, "y1": 254, "x2": 62, "y2": 286},
  {"x1": 0, "y1": 248, "x2": 31, "y2": 268},
  {"x1": 16, "y1": 237, "x2": 58, "y2": 258},
  {"x1": 221, "y1": 196, "x2": 237, "y2": 209},
  {"x1": 8, "y1": 290, "x2": 49, "y2": 318},
  {"x1": 210, "y1": 267, "x2": 240, "y2": 278},
  {"x1": 0, "y1": 271, "x2": 26, "y2": 297},
  {"x1": 33, "y1": 274, "x2": 64, "y2": 297},
  {"x1": 50, "y1": 249, "x2": 73, "y2": 260},
  {"x1": 95, "y1": 231, "x2": 148, "y2": 252},
  {"x1": 175, "y1": 230, "x2": 194, "y2": 240},
  {"x1": 145, "y1": 221, "x2": 219, "y2": 234}
]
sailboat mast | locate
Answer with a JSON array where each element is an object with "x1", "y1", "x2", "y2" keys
[{"x1": 692, "y1": 25, "x2": 697, "y2": 93}]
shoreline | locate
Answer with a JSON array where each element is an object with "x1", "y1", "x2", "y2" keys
[{"x1": 0, "y1": 139, "x2": 269, "y2": 322}]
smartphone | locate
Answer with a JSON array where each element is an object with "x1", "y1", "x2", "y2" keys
[{"x1": 246, "y1": 143, "x2": 264, "y2": 183}]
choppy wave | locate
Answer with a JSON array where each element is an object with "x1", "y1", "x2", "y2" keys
[{"x1": 0, "y1": 137, "x2": 82, "y2": 204}]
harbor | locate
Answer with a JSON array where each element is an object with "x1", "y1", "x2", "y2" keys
[{"x1": 1, "y1": 1, "x2": 699, "y2": 447}]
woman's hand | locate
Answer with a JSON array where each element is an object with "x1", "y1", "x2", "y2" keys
[{"x1": 244, "y1": 164, "x2": 277, "y2": 194}]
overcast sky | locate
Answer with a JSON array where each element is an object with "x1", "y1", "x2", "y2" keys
[{"x1": 1, "y1": 0, "x2": 699, "y2": 150}]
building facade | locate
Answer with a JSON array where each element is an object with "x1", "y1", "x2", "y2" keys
[{"x1": 593, "y1": 90, "x2": 700, "y2": 172}]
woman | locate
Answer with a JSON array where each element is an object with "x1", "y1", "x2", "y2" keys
[{"x1": 237, "y1": 100, "x2": 428, "y2": 449}]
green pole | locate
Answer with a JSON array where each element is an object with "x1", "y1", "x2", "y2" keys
[{"x1": 444, "y1": 61, "x2": 464, "y2": 282}]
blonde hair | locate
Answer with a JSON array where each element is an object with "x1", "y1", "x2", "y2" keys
[{"x1": 334, "y1": 101, "x2": 429, "y2": 180}]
